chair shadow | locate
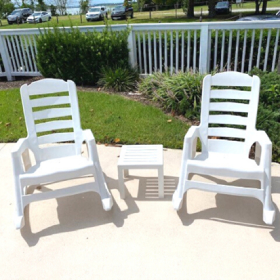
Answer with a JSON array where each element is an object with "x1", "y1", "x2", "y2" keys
[
  {"x1": 176, "y1": 174, "x2": 280, "y2": 241},
  {"x1": 21, "y1": 174, "x2": 139, "y2": 246},
  {"x1": 122, "y1": 175, "x2": 178, "y2": 201}
]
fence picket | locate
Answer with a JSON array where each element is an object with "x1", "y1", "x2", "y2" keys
[{"x1": 1, "y1": 23, "x2": 280, "y2": 81}]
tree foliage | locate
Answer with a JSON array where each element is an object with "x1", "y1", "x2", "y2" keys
[
  {"x1": 36, "y1": 0, "x2": 47, "y2": 11},
  {"x1": 0, "y1": 0, "x2": 14, "y2": 18},
  {"x1": 79, "y1": 0, "x2": 89, "y2": 14}
]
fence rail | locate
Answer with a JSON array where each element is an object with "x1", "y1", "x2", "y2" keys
[{"x1": 0, "y1": 21, "x2": 280, "y2": 81}]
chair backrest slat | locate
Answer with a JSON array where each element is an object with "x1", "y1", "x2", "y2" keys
[
  {"x1": 35, "y1": 120, "x2": 74, "y2": 133},
  {"x1": 208, "y1": 115, "x2": 248, "y2": 126},
  {"x1": 211, "y1": 71, "x2": 253, "y2": 87},
  {"x1": 209, "y1": 102, "x2": 249, "y2": 113},
  {"x1": 208, "y1": 139, "x2": 245, "y2": 154},
  {"x1": 210, "y1": 89, "x2": 251, "y2": 100},
  {"x1": 37, "y1": 132, "x2": 75, "y2": 145},
  {"x1": 208, "y1": 127, "x2": 246, "y2": 139},
  {"x1": 20, "y1": 79, "x2": 83, "y2": 162},
  {"x1": 27, "y1": 79, "x2": 69, "y2": 95},
  {"x1": 40, "y1": 144, "x2": 77, "y2": 161},
  {"x1": 30, "y1": 96, "x2": 70, "y2": 108},
  {"x1": 200, "y1": 72, "x2": 260, "y2": 155},
  {"x1": 33, "y1": 108, "x2": 72, "y2": 120}
]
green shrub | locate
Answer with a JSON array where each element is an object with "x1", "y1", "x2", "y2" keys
[
  {"x1": 98, "y1": 66, "x2": 139, "y2": 92},
  {"x1": 139, "y1": 69, "x2": 280, "y2": 162},
  {"x1": 139, "y1": 71, "x2": 204, "y2": 119},
  {"x1": 36, "y1": 26, "x2": 130, "y2": 85},
  {"x1": 249, "y1": 69, "x2": 280, "y2": 162},
  {"x1": 250, "y1": 68, "x2": 280, "y2": 110}
]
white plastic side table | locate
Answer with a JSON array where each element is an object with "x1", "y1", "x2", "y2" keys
[{"x1": 118, "y1": 145, "x2": 164, "y2": 199}]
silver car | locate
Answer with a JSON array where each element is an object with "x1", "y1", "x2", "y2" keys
[
  {"x1": 27, "y1": 11, "x2": 51, "y2": 23},
  {"x1": 86, "y1": 6, "x2": 108, "y2": 21}
]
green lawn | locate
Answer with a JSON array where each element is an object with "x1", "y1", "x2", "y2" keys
[
  {"x1": 0, "y1": 89, "x2": 189, "y2": 148},
  {"x1": 0, "y1": 1, "x2": 279, "y2": 29}
]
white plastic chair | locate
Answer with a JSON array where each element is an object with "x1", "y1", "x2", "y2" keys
[
  {"x1": 11, "y1": 79, "x2": 113, "y2": 229},
  {"x1": 172, "y1": 72, "x2": 275, "y2": 225}
]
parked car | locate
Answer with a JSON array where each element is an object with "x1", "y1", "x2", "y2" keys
[
  {"x1": 111, "y1": 5, "x2": 133, "y2": 20},
  {"x1": 86, "y1": 6, "x2": 107, "y2": 21},
  {"x1": 27, "y1": 11, "x2": 51, "y2": 23},
  {"x1": 143, "y1": 2, "x2": 156, "y2": 11},
  {"x1": 215, "y1": 1, "x2": 231, "y2": 14},
  {"x1": 237, "y1": 10, "x2": 280, "y2": 21},
  {"x1": 7, "y1": 8, "x2": 33, "y2": 24}
]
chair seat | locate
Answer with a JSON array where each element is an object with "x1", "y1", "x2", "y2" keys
[
  {"x1": 188, "y1": 152, "x2": 263, "y2": 179},
  {"x1": 20, "y1": 155, "x2": 93, "y2": 185}
]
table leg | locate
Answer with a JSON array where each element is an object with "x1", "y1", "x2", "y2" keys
[
  {"x1": 158, "y1": 166, "x2": 164, "y2": 198},
  {"x1": 118, "y1": 167, "x2": 126, "y2": 199},
  {"x1": 124, "y1": 169, "x2": 129, "y2": 177}
]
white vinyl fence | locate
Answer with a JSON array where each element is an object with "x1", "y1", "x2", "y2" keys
[{"x1": 0, "y1": 21, "x2": 280, "y2": 81}]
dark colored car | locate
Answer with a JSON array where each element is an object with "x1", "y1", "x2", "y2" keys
[
  {"x1": 215, "y1": 1, "x2": 232, "y2": 14},
  {"x1": 7, "y1": 8, "x2": 33, "y2": 24},
  {"x1": 111, "y1": 5, "x2": 133, "y2": 20}
]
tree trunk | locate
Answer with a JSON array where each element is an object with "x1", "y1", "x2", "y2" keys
[
  {"x1": 208, "y1": 0, "x2": 216, "y2": 18},
  {"x1": 255, "y1": 0, "x2": 260, "y2": 14},
  {"x1": 261, "y1": 0, "x2": 267, "y2": 14},
  {"x1": 187, "y1": 0, "x2": 194, "y2": 18}
]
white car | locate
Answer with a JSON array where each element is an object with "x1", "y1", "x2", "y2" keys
[
  {"x1": 27, "y1": 11, "x2": 51, "y2": 23},
  {"x1": 86, "y1": 6, "x2": 107, "y2": 21}
]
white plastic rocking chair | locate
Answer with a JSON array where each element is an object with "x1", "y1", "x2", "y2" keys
[
  {"x1": 11, "y1": 79, "x2": 113, "y2": 229},
  {"x1": 172, "y1": 72, "x2": 275, "y2": 225}
]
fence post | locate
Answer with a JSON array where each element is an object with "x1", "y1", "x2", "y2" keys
[
  {"x1": 0, "y1": 33, "x2": 13, "y2": 81},
  {"x1": 128, "y1": 28, "x2": 137, "y2": 68},
  {"x1": 199, "y1": 25, "x2": 209, "y2": 74}
]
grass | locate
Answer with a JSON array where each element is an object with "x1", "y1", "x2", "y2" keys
[
  {"x1": 0, "y1": 1, "x2": 279, "y2": 29},
  {"x1": 0, "y1": 89, "x2": 190, "y2": 148}
]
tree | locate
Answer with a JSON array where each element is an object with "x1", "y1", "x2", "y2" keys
[
  {"x1": 79, "y1": 0, "x2": 88, "y2": 14},
  {"x1": 36, "y1": 0, "x2": 48, "y2": 11},
  {"x1": 0, "y1": 0, "x2": 14, "y2": 19},
  {"x1": 54, "y1": 0, "x2": 67, "y2": 15},
  {"x1": 50, "y1": 4, "x2": 57, "y2": 15},
  {"x1": 255, "y1": 0, "x2": 262, "y2": 14},
  {"x1": 208, "y1": 0, "x2": 216, "y2": 18},
  {"x1": 182, "y1": 0, "x2": 194, "y2": 18}
]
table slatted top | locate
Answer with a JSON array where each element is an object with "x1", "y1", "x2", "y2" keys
[{"x1": 118, "y1": 145, "x2": 163, "y2": 167}]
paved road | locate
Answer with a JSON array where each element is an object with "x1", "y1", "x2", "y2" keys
[{"x1": 194, "y1": 7, "x2": 279, "y2": 15}]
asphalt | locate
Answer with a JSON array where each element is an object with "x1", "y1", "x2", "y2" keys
[{"x1": 1, "y1": 143, "x2": 280, "y2": 279}]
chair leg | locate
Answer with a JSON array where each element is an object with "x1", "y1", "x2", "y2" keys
[
  {"x1": 93, "y1": 163, "x2": 113, "y2": 211},
  {"x1": 172, "y1": 161, "x2": 189, "y2": 211},
  {"x1": 14, "y1": 178, "x2": 25, "y2": 229},
  {"x1": 263, "y1": 175, "x2": 275, "y2": 225}
]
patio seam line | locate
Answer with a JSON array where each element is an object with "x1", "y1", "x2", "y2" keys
[{"x1": 0, "y1": 143, "x2": 7, "y2": 152}]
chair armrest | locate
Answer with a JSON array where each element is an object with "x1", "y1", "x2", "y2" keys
[
  {"x1": 248, "y1": 130, "x2": 272, "y2": 167},
  {"x1": 184, "y1": 126, "x2": 200, "y2": 142},
  {"x1": 82, "y1": 129, "x2": 98, "y2": 162},
  {"x1": 11, "y1": 138, "x2": 29, "y2": 158},
  {"x1": 11, "y1": 138, "x2": 30, "y2": 175},
  {"x1": 82, "y1": 129, "x2": 95, "y2": 144},
  {"x1": 183, "y1": 126, "x2": 201, "y2": 160}
]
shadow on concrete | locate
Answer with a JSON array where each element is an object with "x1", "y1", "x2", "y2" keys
[
  {"x1": 122, "y1": 175, "x2": 178, "y2": 201},
  {"x1": 176, "y1": 174, "x2": 280, "y2": 241},
  {"x1": 21, "y1": 174, "x2": 139, "y2": 246}
]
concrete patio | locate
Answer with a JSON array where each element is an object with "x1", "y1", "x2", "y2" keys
[{"x1": 1, "y1": 143, "x2": 280, "y2": 279}]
